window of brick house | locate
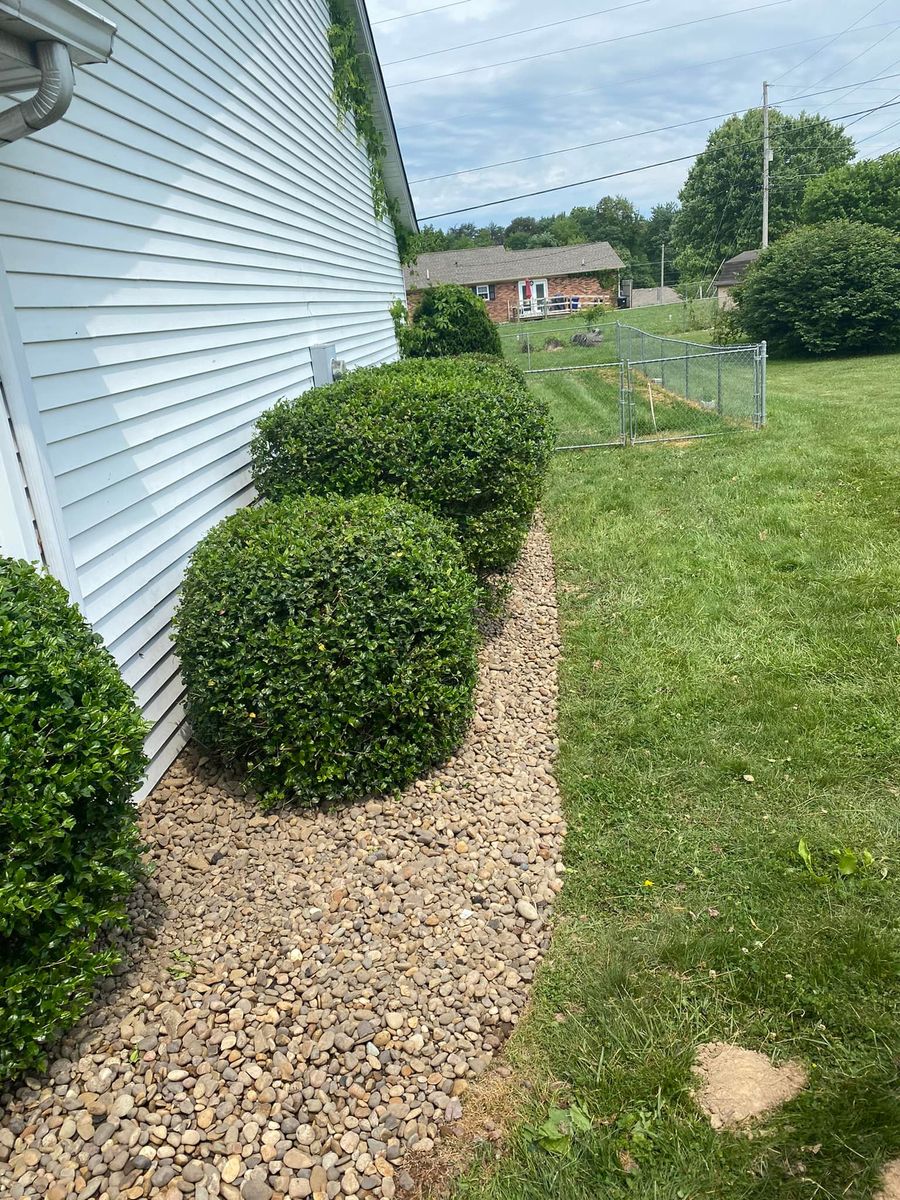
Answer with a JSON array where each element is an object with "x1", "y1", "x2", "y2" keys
[{"x1": 472, "y1": 284, "x2": 496, "y2": 301}]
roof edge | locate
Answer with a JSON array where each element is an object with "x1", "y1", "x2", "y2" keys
[
  {"x1": 348, "y1": 0, "x2": 417, "y2": 234},
  {"x1": 0, "y1": 0, "x2": 115, "y2": 64}
]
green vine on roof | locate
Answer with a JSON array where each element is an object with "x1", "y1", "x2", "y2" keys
[{"x1": 327, "y1": 0, "x2": 415, "y2": 264}]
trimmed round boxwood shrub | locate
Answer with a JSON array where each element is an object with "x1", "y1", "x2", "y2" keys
[
  {"x1": 251, "y1": 355, "x2": 554, "y2": 574},
  {"x1": 0, "y1": 560, "x2": 146, "y2": 1081},
  {"x1": 403, "y1": 283, "x2": 503, "y2": 358},
  {"x1": 173, "y1": 494, "x2": 479, "y2": 807},
  {"x1": 736, "y1": 220, "x2": 900, "y2": 356}
]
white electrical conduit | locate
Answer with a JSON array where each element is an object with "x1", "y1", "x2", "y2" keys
[{"x1": 0, "y1": 40, "x2": 73, "y2": 146}]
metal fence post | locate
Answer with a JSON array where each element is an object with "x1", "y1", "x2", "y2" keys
[
  {"x1": 619, "y1": 360, "x2": 627, "y2": 445},
  {"x1": 684, "y1": 343, "x2": 689, "y2": 399},
  {"x1": 759, "y1": 341, "x2": 767, "y2": 427},
  {"x1": 526, "y1": 326, "x2": 531, "y2": 372},
  {"x1": 717, "y1": 352, "x2": 723, "y2": 415}
]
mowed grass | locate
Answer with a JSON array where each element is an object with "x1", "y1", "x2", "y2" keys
[
  {"x1": 530, "y1": 367, "x2": 740, "y2": 448},
  {"x1": 499, "y1": 299, "x2": 716, "y2": 371},
  {"x1": 457, "y1": 353, "x2": 900, "y2": 1199}
]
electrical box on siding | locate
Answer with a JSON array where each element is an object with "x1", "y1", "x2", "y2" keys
[{"x1": 310, "y1": 343, "x2": 336, "y2": 387}]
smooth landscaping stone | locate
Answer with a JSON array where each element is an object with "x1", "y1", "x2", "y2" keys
[{"x1": 0, "y1": 523, "x2": 563, "y2": 1200}]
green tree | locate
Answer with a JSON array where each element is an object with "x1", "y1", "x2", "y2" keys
[
  {"x1": 644, "y1": 202, "x2": 680, "y2": 281},
  {"x1": 801, "y1": 152, "x2": 900, "y2": 231},
  {"x1": 672, "y1": 109, "x2": 855, "y2": 274},
  {"x1": 549, "y1": 214, "x2": 582, "y2": 244},
  {"x1": 414, "y1": 224, "x2": 451, "y2": 252},
  {"x1": 736, "y1": 220, "x2": 900, "y2": 355}
]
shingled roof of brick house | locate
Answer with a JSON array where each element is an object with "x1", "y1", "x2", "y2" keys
[{"x1": 404, "y1": 241, "x2": 625, "y2": 289}]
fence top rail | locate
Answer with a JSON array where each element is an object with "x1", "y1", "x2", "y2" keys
[
  {"x1": 524, "y1": 362, "x2": 624, "y2": 375},
  {"x1": 615, "y1": 321, "x2": 759, "y2": 354},
  {"x1": 627, "y1": 348, "x2": 759, "y2": 366}
]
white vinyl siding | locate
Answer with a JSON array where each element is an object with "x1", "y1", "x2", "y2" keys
[{"x1": 0, "y1": 0, "x2": 405, "y2": 788}]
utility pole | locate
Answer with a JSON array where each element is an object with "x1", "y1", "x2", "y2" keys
[
  {"x1": 762, "y1": 80, "x2": 771, "y2": 248},
  {"x1": 660, "y1": 242, "x2": 665, "y2": 289}
]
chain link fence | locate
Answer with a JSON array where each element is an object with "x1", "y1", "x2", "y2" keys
[{"x1": 521, "y1": 322, "x2": 766, "y2": 450}]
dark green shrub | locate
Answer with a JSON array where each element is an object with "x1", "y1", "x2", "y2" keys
[
  {"x1": 252, "y1": 355, "x2": 553, "y2": 574},
  {"x1": 0, "y1": 560, "x2": 146, "y2": 1081},
  {"x1": 710, "y1": 306, "x2": 748, "y2": 346},
  {"x1": 736, "y1": 221, "x2": 900, "y2": 356},
  {"x1": 173, "y1": 494, "x2": 479, "y2": 807},
  {"x1": 403, "y1": 283, "x2": 502, "y2": 358}
]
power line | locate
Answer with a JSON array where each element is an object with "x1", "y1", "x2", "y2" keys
[
  {"x1": 389, "y1": 0, "x2": 794, "y2": 89},
  {"x1": 408, "y1": 77, "x2": 900, "y2": 184},
  {"x1": 770, "y1": 0, "x2": 890, "y2": 89},
  {"x1": 416, "y1": 100, "x2": 900, "y2": 220},
  {"x1": 382, "y1": 0, "x2": 656, "y2": 66},
  {"x1": 799, "y1": 23, "x2": 900, "y2": 96},
  {"x1": 843, "y1": 88, "x2": 900, "y2": 129},
  {"x1": 856, "y1": 112, "x2": 900, "y2": 143},
  {"x1": 419, "y1": 152, "x2": 710, "y2": 220},
  {"x1": 372, "y1": 1, "x2": 472, "y2": 24},
  {"x1": 814, "y1": 45, "x2": 900, "y2": 116},
  {"x1": 393, "y1": 22, "x2": 900, "y2": 135}
]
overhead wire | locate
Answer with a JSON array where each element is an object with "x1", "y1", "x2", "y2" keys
[
  {"x1": 855, "y1": 113, "x2": 900, "y2": 142},
  {"x1": 372, "y1": 1, "x2": 472, "y2": 24},
  {"x1": 417, "y1": 97, "x2": 900, "y2": 220},
  {"x1": 842, "y1": 88, "x2": 900, "y2": 128},
  {"x1": 769, "y1": 0, "x2": 890, "y2": 89},
  {"x1": 420, "y1": 152, "x2": 734, "y2": 220},
  {"x1": 408, "y1": 79, "x2": 900, "y2": 183},
  {"x1": 382, "y1": 0, "x2": 656, "y2": 66},
  {"x1": 391, "y1": 22, "x2": 900, "y2": 135},
  {"x1": 388, "y1": 0, "x2": 794, "y2": 88}
]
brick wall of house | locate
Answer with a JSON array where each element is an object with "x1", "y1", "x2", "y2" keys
[{"x1": 406, "y1": 274, "x2": 616, "y2": 326}]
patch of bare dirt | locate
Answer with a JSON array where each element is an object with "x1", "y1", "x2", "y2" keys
[
  {"x1": 692, "y1": 1042, "x2": 807, "y2": 1131},
  {"x1": 403, "y1": 1065, "x2": 530, "y2": 1199},
  {"x1": 877, "y1": 1160, "x2": 900, "y2": 1200}
]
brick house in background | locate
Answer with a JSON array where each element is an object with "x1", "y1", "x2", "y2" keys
[{"x1": 404, "y1": 242, "x2": 625, "y2": 323}]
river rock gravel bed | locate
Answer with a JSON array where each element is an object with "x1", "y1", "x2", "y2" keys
[{"x1": 0, "y1": 522, "x2": 563, "y2": 1200}]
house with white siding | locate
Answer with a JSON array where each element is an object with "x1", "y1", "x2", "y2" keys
[{"x1": 0, "y1": 0, "x2": 416, "y2": 790}]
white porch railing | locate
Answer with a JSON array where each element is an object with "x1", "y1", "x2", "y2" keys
[{"x1": 508, "y1": 294, "x2": 611, "y2": 321}]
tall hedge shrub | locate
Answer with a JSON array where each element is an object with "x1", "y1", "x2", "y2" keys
[
  {"x1": 736, "y1": 221, "x2": 900, "y2": 356},
  {"x1": 403, "y1": 284, "x2": 502, "y2": 358},
  {"x1": 174, "y1": 494, "x2": 479, "y2": 807},
  {"x1": 0, "y1": 560, "x2": 146, "y2": 1081},
  {"x1": 251, "y1": 355, "x2": 553, "y2": 574}
]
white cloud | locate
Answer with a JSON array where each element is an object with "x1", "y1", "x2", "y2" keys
[{"x1": 367, "y1": 0, "x2": 900, "y2": 225}]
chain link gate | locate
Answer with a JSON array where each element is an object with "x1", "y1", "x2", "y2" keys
[{"x1": 522, "y1": 322, "x2": 766, "y2": 450}]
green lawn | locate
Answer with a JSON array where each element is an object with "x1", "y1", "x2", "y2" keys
[
  {"x1": 458, "y1": 352, "x2": 900, "y2": 1198},
  {"x1": 499, "y1": 299, "x2": 716, "y2": 371}
]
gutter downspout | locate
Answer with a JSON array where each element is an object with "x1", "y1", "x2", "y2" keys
[
  {"x1": 0, "y1": 41, "x2": 81, "y2": 597},
  {"x1": 0, "y1": 39, "x2": 73, "y2": 145}
]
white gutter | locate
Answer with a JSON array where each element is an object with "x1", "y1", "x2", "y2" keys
[
  {"x1": 0, "y1": 0, "x2": 115, "y2": 66},
  {"x1": 0, "y1": 38, "x2": 72, "y2": 143}
]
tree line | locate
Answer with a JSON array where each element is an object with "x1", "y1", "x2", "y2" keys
[{"x1": 414, "y1": 108, "x2": 899, "y2": 290}]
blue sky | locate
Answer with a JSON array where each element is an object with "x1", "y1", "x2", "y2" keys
[{"x1": 366, "y1": 0, "x2": 900, "y2": 228}]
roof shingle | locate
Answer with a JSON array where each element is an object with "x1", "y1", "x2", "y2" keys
[{"x1": 404, "y1": 241, "x2": 625, "y2": 288}]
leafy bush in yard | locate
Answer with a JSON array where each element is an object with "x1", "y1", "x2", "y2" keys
[
  {"x1": 0, "y1": 560, "x2": 146, "y2": 1081},
  {"x1": 403, "y1": 283, "x2": 502, "y2": 358},
  {"x1": 736, "y1": 221, "x2": 900, "y2": 355},
  {"x1": 710, "y1": 306, "x2": 748, "y2": 346},
  {"x1": 174, "y1": 494, "x2": 479, "y2": 807},
  {"x1": 252, "y1": 355, "x2": 554, "y2": 574}
]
